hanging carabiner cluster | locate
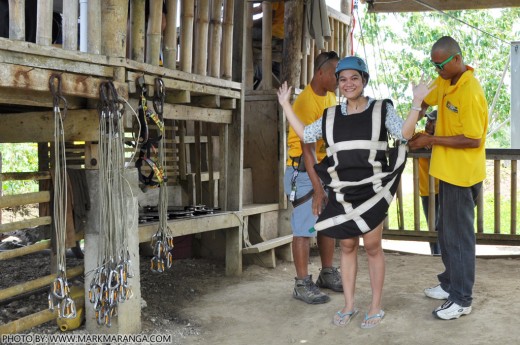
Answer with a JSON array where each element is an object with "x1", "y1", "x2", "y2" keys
[
  {"x1": 48, "y1": 74, "x2": 76, "y2": 320},
  {"x1": 49, "y1": 270, "x2": 77, "y2": 319},
  {"x1": 150, "y1": 233, "x2": 174, "y2": 272},
  {"x1": 88, "y1": 257, "x2": 134, "y2": 327},
  {"x1": 148, "y1": 77, "x2": 175, "y2": 273},
  {"x1": 93, "y1": 81, "x2": 133, "y2": 327},
  {"x1": 134, "y1": 76, "x2": 166, "y2": 189}
]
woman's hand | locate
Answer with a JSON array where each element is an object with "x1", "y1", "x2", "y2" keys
[
  {"x1": 412, "y1": 74, "x2": 436, "y2": 103},
  {"x1": 277, "y1": 81, "x2": 292, "y2": 106}
]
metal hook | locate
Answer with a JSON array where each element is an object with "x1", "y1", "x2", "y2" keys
[
  {"x1": 153, "y1": 78, "x2": 165, "y2": 117},
  {"x1": 49, "y1": 74, "x2": 68, "y2": 115}
]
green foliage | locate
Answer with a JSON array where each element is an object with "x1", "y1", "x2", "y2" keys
[
  {"x1": 354, "y1": 7, "x2": 520, "y2": 148},
  {"x1": 0, "y1": 143, "x2": 39, "y2": 195}
]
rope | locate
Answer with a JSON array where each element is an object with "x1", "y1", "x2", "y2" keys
[
  {"x1": 47, "y1": 74, "x2": 77, "y2": 320},
  {"x1": 354, "y1": 5, "x2": 381, "y2": 99},
  {"x1": 487, "y1": 52, "x2": 511, "y2": 137},
  {"x1": 412, "y1": 0, "x2": 511, "y2": 45},
  {"x1": 88, "y1": 81, "x2": 134, "y2": 328}
]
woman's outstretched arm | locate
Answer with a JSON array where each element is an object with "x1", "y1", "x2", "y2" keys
[
  {"x1": 277, "y1": 81, "x2": 305, "y2": 140},
  {"x1": 401, "y1": 76, "x2": 436, "y2": 140}
]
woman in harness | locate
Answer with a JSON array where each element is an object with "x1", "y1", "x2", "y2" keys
[{"x1": 277, "y1": 56, "x2": 434, "y2": 328}]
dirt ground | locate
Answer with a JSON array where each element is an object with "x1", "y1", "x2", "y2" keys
[{"x1": 2, "y1": 244, "x2": 520, "y2": 345}]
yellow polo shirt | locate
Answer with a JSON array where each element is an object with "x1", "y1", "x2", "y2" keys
[
  {"x1": 424, "y1": 66, "x2": 488, "y2": 187},
  {"x1": 286, "y1": 84, "x2": 337, "y2": 166}
]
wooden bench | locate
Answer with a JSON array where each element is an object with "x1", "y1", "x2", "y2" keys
[{"x1": 242, "y1": 234, "x2": 293, "y2": 268}]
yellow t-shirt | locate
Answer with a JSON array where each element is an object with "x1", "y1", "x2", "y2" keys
[
  {"x1": 418, "y1": 157, "x2": 439, "y2": 196},
  {"x1": 286, "y1": 84, "x2": 337, "y2": 166},
  {"x1": 424, "y1": 67, "x2": 488, "y2": 187},
  {"x1": 272, "y1": 2, "x2": 284, "y2": 39}
]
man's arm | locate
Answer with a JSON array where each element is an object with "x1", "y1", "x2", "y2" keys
[
  {"x1": 302, "y1": 142, "x2": 327, "y2": 216},
  {"x1": 408, "y1": 133, "x2": 481, "y2": 150}
]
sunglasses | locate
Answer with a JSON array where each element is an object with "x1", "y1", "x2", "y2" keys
[
  {"x1": 315, "y1": 51, "x2": 339, "y2": 71},
  {"x1": 431, "y1": 53, "x2": 460, "y2": 70}
]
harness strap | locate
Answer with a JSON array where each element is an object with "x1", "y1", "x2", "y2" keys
[{"x1": 291, "y1": 189, "x2": 314, "y2": 208}]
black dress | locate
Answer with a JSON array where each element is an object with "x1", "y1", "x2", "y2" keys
[{"x1": 313, "y1": 100, "x2": 408, "y2": 239}]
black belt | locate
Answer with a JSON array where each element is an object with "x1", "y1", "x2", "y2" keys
[{"x1": 291, "y1": 189, "x2": 314, "y2": 208}]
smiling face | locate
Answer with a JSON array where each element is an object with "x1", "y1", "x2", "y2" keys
[{"x1": 337, "y1": 69, "x2": 365, "y2": 99}]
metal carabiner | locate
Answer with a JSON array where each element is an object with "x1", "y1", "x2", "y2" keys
[
  {"x1": 48, "y1": 292, "x2": 56, "y2": 311},
  {"x1": 153, "y1": 240, "x2": 164, "y2": 257},
  {"x1": 166, "y1": 251, "x2": 173, "y2": 269},
  {"x1": 153, "y1": 77, "x2": 165, "y2": 119},
  {"x1": 49, "y1": 74, "x2": 68, "y2": 115},
  {"x1": 108, "y1": 269, "x2": 120, "y2": 290},
  {"x1": 60, "y1": 297, "x2": 77, "y2": 319},
  {"x1": 52, "y1": 277, "x2": 66, "y2": 300},
  {"x1": 150, "y1": 256, "x2": 159, "y2": 272}
]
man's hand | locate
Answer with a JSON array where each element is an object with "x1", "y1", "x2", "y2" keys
[
  {"x1": 408, "y1": 132, "x2": 433, "y2": 150},
  {"x1": 312, "y1": 187, "x2": 328, "y2": 216}
]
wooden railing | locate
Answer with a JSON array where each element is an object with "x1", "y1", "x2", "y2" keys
[{"x1": 384, "y1": 149, "x2": 520, "y2": 245}]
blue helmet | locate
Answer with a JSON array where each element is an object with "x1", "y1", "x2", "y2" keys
[{"x1": 335, "y1": 56, "x2": 369, "y2": 83}]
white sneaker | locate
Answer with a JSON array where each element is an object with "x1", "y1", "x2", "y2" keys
[
  {"x1": 433, "y1": 300, "x2": 472, "y2": 320},
  {"x1": 424, "y1": 284, "x2": 449, "y2": 300}
]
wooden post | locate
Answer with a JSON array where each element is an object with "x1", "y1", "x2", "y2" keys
[
  {"x1": 281, "y1": 0, "x2": 304, "y2": 86},
  {"x1": 179, "y1": 121, "x2": 187, "y2": 180},
  {"x1": 194, "y1": 0, "x2": 210, "y2": 75},
  {"x1": 180, "y1": 0, "x2": 195, "y2": 73},
  {"x1": 130, "y1": 0, "x2": 146, "y2": 62},
  {"x1": 306, "y1": 41, "x2": 314, "y2": 86},
  {"x1": 36, "y1": 0, "x2": 53, "y2": 46},
  {"x1": 206, "y1": 122, "x2": 214, "y2": 207},
  {"x1": 208, "y1": 0, "x2": 224, "y2": 78},
  {"x1": 87, "y1": 0, "x2": 102, "y2": 54},
  {"x1": 38, "y1": 143, "x2": 50, "y2": 218},
  {"x1": 258, "y1": 1, "x2": 273, "y2": 90},
  {"x1": 194, "y1": 122, "x2": 202, "y2": 204},
  {"x1": 412, "y1": 158, "x2": 420, "y2": 230},
  {"x1": 511, "y1": 160, "x2": 517, "y2": 234},
  {"x1": 8, "y1": 0, "x2": 25, "y2": 40},
  {"x1": 221, "y1": 0, "x2": 234, "y2": 80},
  {"x1": 0, "y1": 152, "x2": 2, "y2": 224},
  {"x1": 341, "y1": 0, "x2": 352, "y2": 56},
  {"x1": 341, "y1": 0, "x2": 351, "y2": 14},
  {"x1": 146, "y1": 0, "x2": 163, "y2": 65},
  {"x1": 427, "y1": 174, "x2": 436, "y2": 231},
  {"x1": 494, "y1": 160, "x2": 501, "y2": 234},
  {"x1": 63, "y1": 0, "x2": 79, "y2": 50},
  {"x1": 101, "y1": 0, "x2": 129, "y2": 57},
  {"x1": 163, "y1": 0, "x2": 179, "y2": 69},
  {"x1": 244, "y1": 2, "x2": 254, "y2": 88},
  {"x1": 232, "y1": 0, "x2": 245, "y2": 83}
]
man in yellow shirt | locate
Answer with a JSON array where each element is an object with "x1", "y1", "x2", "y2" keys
[
  {"x1": 284, "y1": 51, "x2": 342, "y2": 304},
  {"x1": 410, "y1": 36, "x2": 488, "y2": 320}
]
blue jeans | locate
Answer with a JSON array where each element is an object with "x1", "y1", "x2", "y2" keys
[{"x1": 437, "y1": 181, "x2": 481, "y2": 307}]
